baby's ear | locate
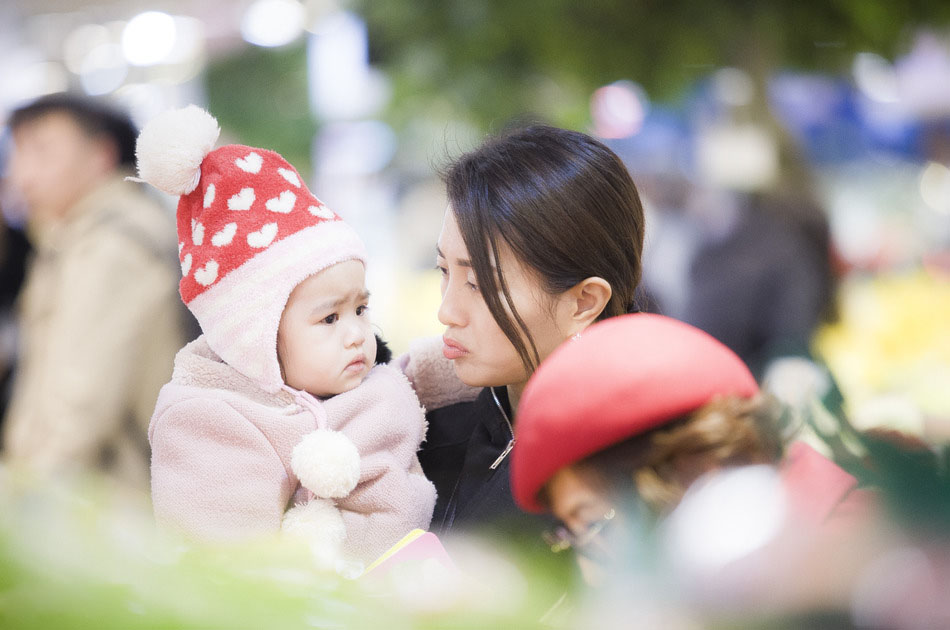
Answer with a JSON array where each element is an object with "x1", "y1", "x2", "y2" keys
[{"x1": 374, "y1": 334, "x2": 392, "y2": 364}]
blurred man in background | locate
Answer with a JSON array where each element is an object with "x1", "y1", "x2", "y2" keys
[
  {"x1": 1, "y1": 93, "x2": 189, "y2": 491},
  {"x1": 0, "y1": 214, "x2": 30, "y2": 423}
]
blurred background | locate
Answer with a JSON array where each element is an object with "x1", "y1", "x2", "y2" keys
[{"x1": 1, "y1": 1, "x2": 950, "y2": 626}]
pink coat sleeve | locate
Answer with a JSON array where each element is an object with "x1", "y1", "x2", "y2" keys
[
  {"x1": 396, "y1": 336, "x2": 480, "y2": 411},
  {"x1": 149, "y1": 398, "x2": 295, "y2": 542},
  {"x1": 322, "y1": 364, "x2": 437, "y2": 564}
]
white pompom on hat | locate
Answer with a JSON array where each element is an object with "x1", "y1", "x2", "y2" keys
[
  {"x1": 135, "y1": 105, "x2": 220, "y2": 195},
  {"x1": 134, "y1": 106, "x2": 367, "y2": 393}
]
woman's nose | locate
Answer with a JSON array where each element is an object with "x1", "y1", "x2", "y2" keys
[{"x1": 438, "y1": 283, "x2": 464, "y2": 328}]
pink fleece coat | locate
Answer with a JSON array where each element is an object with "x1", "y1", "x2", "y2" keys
[{"x1": 149, "y1": 336, "x2": 436, "y2": 565}]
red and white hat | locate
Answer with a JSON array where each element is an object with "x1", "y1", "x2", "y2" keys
[
  {"x1": 511, "y1": 313, "x2": 759, "y2": 513},
  {"x1": 135, "y1": 106, "x2": 367, "y2": 393}
]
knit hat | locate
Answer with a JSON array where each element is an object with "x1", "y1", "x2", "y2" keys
[
  {"x1": 135, "y1": 106, "x2": 367, "y2": 393},
  {"x1": 511, "y1": 313, "x2": 759, "y2": 513}
]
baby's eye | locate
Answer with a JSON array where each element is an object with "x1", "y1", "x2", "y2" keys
[
  {"x1": 356, "y1": 305, "x2": 368, "y2": 316},
  {"x1": 322, "y1": 313, "x2": 338, "y2": 324}
]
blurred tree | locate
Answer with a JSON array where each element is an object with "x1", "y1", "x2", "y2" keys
[
  {"x1": 353, "y1": 0, "x2": 950, "y2": 132},
  {"x1": 206, "y1": 43, "x2": 316, "y2": 175}
]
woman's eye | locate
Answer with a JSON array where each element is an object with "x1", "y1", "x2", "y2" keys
[
  {"x1": 435, "y1": 264, "x2": 448, "y2": 277},
  {"x1": 322, "y1": 313, "x2": 338, "y2": 324},
  {"x1": 466, "y1": 279, "x2": 478, "y2": 291}
]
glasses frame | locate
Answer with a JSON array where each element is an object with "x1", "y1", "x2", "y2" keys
[{"x1": 542, "y1": 507, "x2": 617, "y2": 555}]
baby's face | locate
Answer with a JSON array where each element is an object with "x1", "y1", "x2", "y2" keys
[{"x1": 277, "y1": 259, "x2": 377, "y2": 398}]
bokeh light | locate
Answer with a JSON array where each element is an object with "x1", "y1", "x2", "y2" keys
[
  {"x1": 122, "y1": 11, "x2": 177, "y2": 66},
  {"x1": 590, "y1": 80, "x2": 648, "y2": 139},
  {"x1": 241, "y1": 0, "x2": 305, "y2": 48},
  {"x1": 62, "y1": 24, "x2": 110, "y2": 75},
  {"x1": 853, "y1": 52, "x2": 901, "y2": 104},
  {"x1": 712, "y1": 67, "x2": 755, "y2": 107},
  {"x1": 920, "y1": 161, "x2": 950, "y2": 214},
  {"x1": 696, "y1": 122, "x2": 778, "y2": 191},
  {"x1": 79, "y1": 43, "x2": 127, "y2": 95}
]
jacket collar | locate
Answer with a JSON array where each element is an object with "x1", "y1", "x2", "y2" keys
[{"x1": 171, "y1": 335, "x2": 296, "y2": 408}]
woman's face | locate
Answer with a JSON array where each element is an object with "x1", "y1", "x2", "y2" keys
[
  {"x1": 545, "y1": 465, "x2": 620, "y2": 585},
  {"x1": 436, "y1": 208, "x2": 574, "y2": 390}
]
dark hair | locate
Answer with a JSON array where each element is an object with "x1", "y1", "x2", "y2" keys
[
  {"x1": 443, "y1": 125, "x2": 645, "y2": 372},
  {"x1": 8, "y1": 92, "x2": 138, "y2": 169}
]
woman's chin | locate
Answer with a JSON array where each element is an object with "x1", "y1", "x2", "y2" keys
[
  {"x1": 452, "y1": 361, "x2": 490, "y2": 388},
  {"x1": 453, "y1": 365, "x2": 514, "y2": 391}
]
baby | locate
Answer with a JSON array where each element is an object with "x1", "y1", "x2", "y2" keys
[{"x1": 136, "y1": 106, "x2": 435, "y2": 571}]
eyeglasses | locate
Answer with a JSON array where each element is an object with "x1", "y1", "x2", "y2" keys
[{"x1": 542, "y1": 508, "x2": 617, "y2": 555}]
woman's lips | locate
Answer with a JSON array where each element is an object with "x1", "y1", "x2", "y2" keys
[{"x1": 442, "y1": 336, "x2": 469, "y2": 360}]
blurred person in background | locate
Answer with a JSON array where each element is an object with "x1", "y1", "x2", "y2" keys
[
  {"x1": 0, "y1": 211, "x2": 30, "y2": 424},
  {"x1": 410, "y1": 125, "x2": 646, "y2": 547},
  {"x1": 511, "y1": 313, "x2": 870, "y2": 587},
  {"x1": 1, "y1": 93, "x2": 189, "y2": 491},
  {"x1": 680, "y1": 185, "x2": 838, "y2": 380}
]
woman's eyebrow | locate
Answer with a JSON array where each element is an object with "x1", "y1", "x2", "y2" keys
[{"x1": 436, "y1": 246, "x2": 472, "y2": 268}]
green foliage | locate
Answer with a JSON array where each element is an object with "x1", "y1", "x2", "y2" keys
[
  {"x1": 354, "y1": 0, "x2": 950, "y2": 132},
  {"x1": 806, "y1": 398, "x2": 950, "y2": 538},
  {"x1": 206, "y1": 43, "x2": 316, "y2": 175},
  {"x1": 0, "y1": 475, "x2": 574, "y2": 629}
]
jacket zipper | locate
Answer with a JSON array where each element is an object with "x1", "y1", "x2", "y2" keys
[{"x1": 489, "y1": 387, "x2": 516, "y2": 470}]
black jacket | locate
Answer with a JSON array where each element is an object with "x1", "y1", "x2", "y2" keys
[{"x1": 420, "y1": 387, "x2": 553, "y2": 540}]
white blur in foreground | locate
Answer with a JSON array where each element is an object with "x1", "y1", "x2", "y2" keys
[{"x1": 663, "y1": 465, "x2": 787, "y2": 576}]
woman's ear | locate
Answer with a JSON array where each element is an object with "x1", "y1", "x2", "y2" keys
[{"x1": 567, "y1": 276, "x2": 612, "y2": 330}]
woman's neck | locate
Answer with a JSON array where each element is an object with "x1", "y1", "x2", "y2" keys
[{"x1": 505, "y1": 383, "x2": 525, "y2": 419}]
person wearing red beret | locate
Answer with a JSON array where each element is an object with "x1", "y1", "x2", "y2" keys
[{"x1": 511, "y1": 313, "x2": 869, "y2": 583}]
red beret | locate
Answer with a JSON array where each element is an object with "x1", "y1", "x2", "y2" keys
[{"x1": 511, "y1": 313, "x2": 759, "y2": 513}]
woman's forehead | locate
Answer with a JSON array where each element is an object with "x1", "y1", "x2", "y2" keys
[{"x1": 548, "y1": 466, "x2": 613, "y2": 520}]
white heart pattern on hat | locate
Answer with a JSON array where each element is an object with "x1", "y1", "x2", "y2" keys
[
  {"x1": 266, "y1": 191, "x2": 296, "y2": 214},
  {"x1": 247, "y1": 222, "x2": 278, "y2": 248},
  {"x1": 308, "y1": 204, "x2": 335, "y2": 219},
  {"x1": 180, "y1": 253, "x2": 192, "y2": 276},
  {"x1": 277, "y1": 168, "x2": 301, "y2": 188},
  {"x1": 203, "y1": 184, "x2": 216, "y2": 208},
  {"x1": 194, "y1": 260, "x2": 218, "y2": 286},
  {"x1": 211, "y1": 222, "x2": 237, "y2": 247},
  {"x1": 228, "y1": 187, "x2": 255, "y2": 211},
  {"x1": 235, "y1": 152, "x2": 263, "y2": 174},
  {"x1": 178, "y1": 242, "x2": 184, "y2": 255},
  {"x1": 191, "y1": 220, "x2": 204, "y2": 246}
]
